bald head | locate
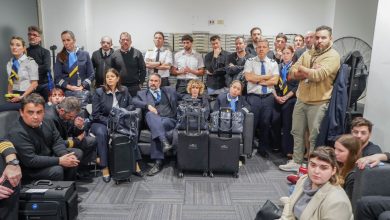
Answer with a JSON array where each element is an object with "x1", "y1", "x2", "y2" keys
[
  {"x1": 100, "y1": 36, "x2": 112, "y2": 51},
  {"x1": 304, "y1": 31, "x2": 315, "y2": 49}
]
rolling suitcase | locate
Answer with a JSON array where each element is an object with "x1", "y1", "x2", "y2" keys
[
  {"x1": 19, "y1": 180, "x2": 78, "y2": 220},
  {"x1": 109, "y1": 133, "x2": 136, "y2": 184},
  {"x1": 176, "y1": 103, "x2": 209, "y2": 178},
  {"x1": 209, "y1": 107, "x2": 241, "y2": 178}
]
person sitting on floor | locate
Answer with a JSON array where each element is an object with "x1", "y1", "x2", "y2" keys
[
  {"x1": 7, "y1": 93, "x2": 82, "y2": 182},
  {"x1": 46, "y1": 87, "x2": 65, "y2": 107}
]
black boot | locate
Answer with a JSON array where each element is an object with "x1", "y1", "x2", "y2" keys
[{"x1": 147, "y1": 160, "x2": 163, "y2": 176}]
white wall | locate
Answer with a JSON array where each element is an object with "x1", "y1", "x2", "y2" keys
[
  {"x1": 364, "y1": 0, "x2": 390, "y2": 152},
  {"x1": 39, "y1": 0, "x2": 336, "y2": 53},
  {"x1": 333, "y1": 0, "x2": 378, "y2": 47}
]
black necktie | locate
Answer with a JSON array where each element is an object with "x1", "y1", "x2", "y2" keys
[
  {"x1": 154, "y1": 49, "x2": 160, "y2": 73},
  {"x1": 104, "y1": 52, "x2": 108, "y2": 57}
]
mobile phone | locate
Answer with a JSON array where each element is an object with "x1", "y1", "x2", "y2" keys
[{"x1": 0, "y1": 179, "x2": 14, "y2": 190}]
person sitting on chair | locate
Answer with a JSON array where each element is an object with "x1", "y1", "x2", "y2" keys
[
  {"x1": 90, "y1": 68, "x2": 143, "y2": 183},
  {"x1": 181, "y1": 79, "x2": 210, "y2": 119},
  {"x1": 213, "y1": 80, "x2": 250, "y2": 113},
  {"x1": 133, "y1": 73, "x2": 178, "y2": 176},
  {"x1": 0, "y1": 138, "x2": 22, "y2": 220},
  {"x1": 7, "y1": 94, "x2": 82, "y2": 182}
]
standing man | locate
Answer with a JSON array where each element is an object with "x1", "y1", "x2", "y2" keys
[
  {"x1": 279, "y1": 25, "x2": 341, "y2": 172},
  {"x1": 171, "y1": 35, "x2": 205, "y2": 94},
  {"x1": 111, "y1": 32, "x2": 146, "y2": 97},
  {"x1": 7, "y1": 94, "x2": 82, "y2": 181},
  {"x1": 267, "y1": 33, "x2": 288, "y2": 63},
  {"x1": 244, "y1": 38, "x2": 279, "y2": 157},
  {"x1": 295, "y1": 31, "x2": 315, "y2": 59},
  {"x1": 133, "y1": 73, "x2": 177, "y2": 176},
  {"x1": 144, "y1": 31, "x2": 172, "y2": 87},
  {"x1": 91, "y1": 36, "x2": 114, "y2": 88},
  {"x1": 246, "y1": 27, "x2": 262, "y2": 56},
  {"x1": 204, "y1": 35, "x2": 230, "y2": 94},
  {"x1": 26, "y1": 26, "x2": 51, "y2": 101}
]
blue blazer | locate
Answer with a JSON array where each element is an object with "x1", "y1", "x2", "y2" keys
[
  {"x1": 133, "y1": 87, "x2": 178, "y2": 118},
  {"x1": 213, "y1": 92, "x2": 251, "y2": 113},
  {"x1": 92, "y1": 86, "x2": 133, "y2": 125}
]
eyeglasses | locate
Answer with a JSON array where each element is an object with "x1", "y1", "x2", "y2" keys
[{"x1": 28, "y1": 33, "x2": 40, "y2": 37}]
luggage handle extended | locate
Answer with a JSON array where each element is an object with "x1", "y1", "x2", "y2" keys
[
  {"x1": 33, "y1": 180, "x2": 53, "y2": 186},
  {"x1": 218, "y1": 107, "x2": 233, "y2": 138}
]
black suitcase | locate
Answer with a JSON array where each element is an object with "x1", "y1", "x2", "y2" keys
[
  {"x1": 176, "y1": 103, "x2": 209, "y2": 178},
  {"x1": 109, "y1": 133, "x2": 135, "y2": 184},
  {"x1": 19, "y1": 180, "x2": 78, "y2": 220},
  {"x1": 209, "y1": 107, "x2": 241, "y2": 178}
]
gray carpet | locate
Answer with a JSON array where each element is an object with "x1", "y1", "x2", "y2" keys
[{"x1": 77, "y1": 153, "x2": 291, "y2": 220}]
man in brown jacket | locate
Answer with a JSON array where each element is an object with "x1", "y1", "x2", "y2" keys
[{"x1": 279, "y1": 25, "x2": 340, "y2": 172}]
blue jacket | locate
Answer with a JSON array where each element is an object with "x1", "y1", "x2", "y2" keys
[
  {"x1": 316, "y1": 64, "x2": 349, "y2": 146},
  {"x1": 54, "y1": 50, "x2": 94, "y2": 90}
]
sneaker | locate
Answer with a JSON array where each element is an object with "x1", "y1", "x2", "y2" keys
[
  {"x1": 280, "y1": 196, "x2": 290, "y2": 205},
  {"x1": 286, "y1": 174, "x2": 299, "y2": 184},
  {"x1": 279, "y1": 160, "x2": 300, "y2": 172}
]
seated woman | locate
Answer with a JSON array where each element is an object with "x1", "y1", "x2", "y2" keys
[
  {"x1": 181, "y1": 79, "x2": 210, "y2": 119},
  {"x1": 46, "y1": 87, "x2": 65, "y2": 107},
  {"x1": 334, "y1": 134, "x2": 361, "y2": 200},
  {"x1": 0, "y1": 36, "x2": 38, "y2": 112},
  {"x1": 280, "y1": 147, "x2": 353, "y2": 220},
  {"x1": 213, "y1": 80, "x2": 250, "y2": 113},
  {"x1": 54, "y1": 30, "x2": 94, "y2": 97},
  {"x1": 90, "y1": 68, "x2": 143, "y2": 183}
]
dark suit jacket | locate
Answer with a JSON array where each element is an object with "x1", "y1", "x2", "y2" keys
[
  {"x1": 213, "y1": 92, "x2": 251, "y2": 113},
  {"x1": 92, "y1": 86, "x2": 133, "y2": 125},
  {"x1": 133, "y1": 87, "x2": 178, "y2": 118}
]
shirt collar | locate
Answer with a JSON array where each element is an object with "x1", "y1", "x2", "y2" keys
[
  {"x1": 154, "y1": 47, "x2": 165, "y2": 52},
  {"x1": 16, "y1": 54, "x2": 28, "y2": 62},
  {"x1": 227, "y1": 93, "x2": 238, "y2": 102},
  {"x1": 255, "y1": 56, "x2": 270, "y2": 62},
  {"x1": 66, "y1": 47, "x2": 79, "y2": 54},
  {"x1": 149, "y1": 88, "x2": 161, "y2": 94},
  {"x1": 181, "y1": 49, "x2": 196, "y2": 55},
  {"x1": 106, "y1": 88, "x2": 119, "y2": 94}
]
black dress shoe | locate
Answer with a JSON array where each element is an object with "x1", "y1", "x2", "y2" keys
[
  {"x1": 147, "y1": 162, "x2": 163, "y2": 176},
  {"x1": 162, "y1": 140, "x2": 173, "y2": 153},
  {"x1": 258, "y1": 150, "x2": 269, "y2": 158},
  {"x1": 102, "y1": 175, "x2": 111, "y2": 183}
]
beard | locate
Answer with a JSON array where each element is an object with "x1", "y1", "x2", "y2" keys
[{"x1": 315, "y1": 42, "x2": 331, "y2": 53}]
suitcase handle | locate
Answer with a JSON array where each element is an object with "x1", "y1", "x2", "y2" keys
[{"x1": 33, "y1": 180, "x2": 53, "y2": 186}]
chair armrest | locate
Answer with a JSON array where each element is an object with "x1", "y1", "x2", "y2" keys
[{"x1": 242, "y1": 111, "x2": 254, "y2": 156}]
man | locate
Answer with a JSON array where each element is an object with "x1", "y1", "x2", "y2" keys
[
  {"x1": 225, "y1": 36, "x2": 255, "y2": 87},
  {"x1": 26, "y1": 26, "x2": 51, "y2": 101},
  {"x1": 245, "y1": 27, "x2": 262, "y2": 56},
  {"x1": 350, "y1": 117, "x2": 382, "y2": 156},
  {"x1": 279, "y1": 25, "x2": 340, "y2": 172},
  {"x1": 295, "y1": 31, "x2": 315, "y2": 59},
  {"x1": 7, "y1": 94, "x2": 82, "y2": 181},
  {"x1": 45, "y1": 97, "x2": 96, "y2": 179},
  {"x1": 267, "y1": 33, "x2": 288, "y2": 63},
  {"x1": 111, "y1": 32, "x2": 146, "y2": 97},
  {"x1": 144, "y1": 31, "x2": 173, "y2": 87},
  {"x1": 244, "y1": 38, "x2": 279, "y2": 157},
  {"x1": 91, "y1": 36, "x2": 114, "y2": 88},
  {"x1": 171, "y1": 34, "x2": 205, "y2": 94},
  {"x1": 204, "y1": 35, "x2": 230, "y2": 94},
  {"x1": 133, "y1": 73, "x2": 177, "y2": 176},
  {"x1": 0, "y1": 139, "x2": 22, "y2": 220}
]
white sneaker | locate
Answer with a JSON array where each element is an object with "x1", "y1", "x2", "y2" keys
[
  {"x1": 280, "y1": 196, "x2": 290, "y2": 205},
  {"x1": 279, "y1": 160, "x2": 300, "y2": 172}
]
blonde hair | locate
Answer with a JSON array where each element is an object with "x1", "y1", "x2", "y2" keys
[{"x1": 186, "y1": 79, "x2": 205, "y2": 95}]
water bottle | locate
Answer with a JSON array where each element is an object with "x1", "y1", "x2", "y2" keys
[
  {"x1": 77, "y1": 73, "x2": 81, "y2": 87},
  {"x1": 298, "y1": 163, "x2": 308, "y2": 177}
]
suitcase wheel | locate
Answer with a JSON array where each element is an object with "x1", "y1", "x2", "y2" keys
[
  {"x1": 127, "y1": 178, "x2": 131, "y2": 183},
  {"x1": 178, "y1": 172, "x2": 184, "y2": 178},
  {"x1": 233, "y1": 172, "x2": 239, "y2": 178},
  {"x1": 115, "y1": 180, "x2": 119, "y2": 185},
  {"x1": 209, "y1": 172, "x2": 214, "y2": 178},
  {"x1": 202, "y1": 172, "x2": 208, "y2": 177}
]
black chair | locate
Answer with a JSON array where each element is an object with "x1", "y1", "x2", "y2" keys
[{"x1": 0, "y1": 111, "x2": 20, "y2": 138}]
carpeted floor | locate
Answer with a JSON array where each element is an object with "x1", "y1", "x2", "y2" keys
[{"x1": 77, "y1": 152, "x2": 292, "y2": 220}]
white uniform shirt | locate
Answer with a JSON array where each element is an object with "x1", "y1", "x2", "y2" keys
[
  {"x1": 144, "y1": 47, "x2": 173, "y2": 78},
  {"x1": 173, "y1": 49, "x2": 204, "y2": 80},
  {"x1": 7, "y1": 54, "x2": 39, "y2": 92},
  {"x1": 244, "y1": 56, "x2": 279, "y2": 94}
]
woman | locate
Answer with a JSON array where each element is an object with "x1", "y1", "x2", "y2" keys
[
  {"x1": 334, "y1": 134, "x2": 361, "y2": 200},
  {"x1": 54, "y1": 30, "x2": 94, "y2": 97},
  {"x1": 280, "y1": 147, "x2": 353, "y2": 220},
  {"x1": 0, "y1": 36, "x2": 38, "y2": 112},
  {"x1": 272, "y1": 45, "x2": 299, "y2": 156},
  {"x1": 293, "y1": 34, "x2": 304, "y2": 50},
  {"x1": 181, "y1": 79, "x2": 210, "y2": 118},
  {"x1": 90, "y1": 68, "x2": 142, "y2": 182},
  {"x1": 213, "y1": 80, "x2": 250, "y2": 113},
  {"x1": 47, "y1": 87, "x2": 65, "y2": 106}
]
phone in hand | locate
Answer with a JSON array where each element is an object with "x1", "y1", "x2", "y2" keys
[{"x1": 0, "y1": 179, "x2": 14, "y2": 190}]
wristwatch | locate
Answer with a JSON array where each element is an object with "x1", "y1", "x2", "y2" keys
[{"x1": 6, "y1": 158, "x2": 20, "y2": 166}]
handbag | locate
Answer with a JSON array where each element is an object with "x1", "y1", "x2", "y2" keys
[
  {"x1": 255, "y1": 200, "x2": 282, "y2": 220},
  {"x1": 209, "y1": 107, "x2": 244, "y2": 134},
  {"x1": 108, "y1": 107, "x2": 139, "y2": 139},
  {"x1": 176, "y1": 98, "x2": 208, "y2": 131}
]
